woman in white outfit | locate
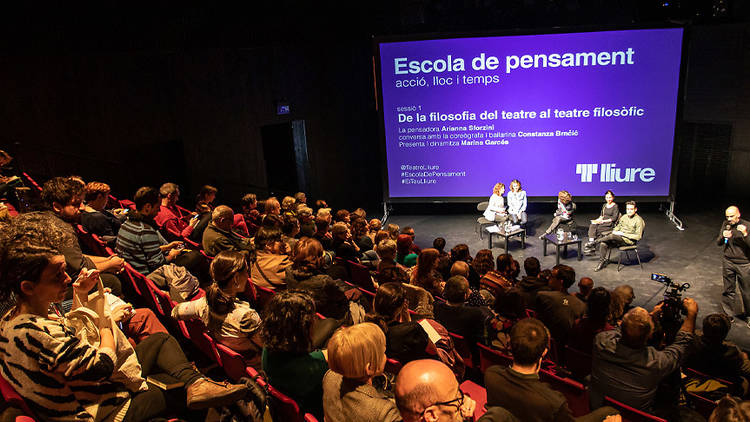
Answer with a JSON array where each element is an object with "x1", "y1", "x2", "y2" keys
[
  {"x1": 483, "y1": 183, "x2": 507, "y2": 223},
  {"x1": 506, "y1": 179, "x2": 528, "y2": 227}
]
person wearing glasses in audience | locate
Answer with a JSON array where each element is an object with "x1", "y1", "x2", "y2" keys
[{"x1": 395, "y1": 359, "x2": 477, "y2": 422}]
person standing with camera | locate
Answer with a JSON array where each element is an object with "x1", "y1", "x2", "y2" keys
[{"x1": 718, "y1": 206, "x2": 750, "y2": 325}]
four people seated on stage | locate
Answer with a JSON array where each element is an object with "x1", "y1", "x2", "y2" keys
[
  {"x1": 584, "y1": 190, "x2": 621, "y2": 254},
  {"x1": 539, "y1": 190, "x2": 576, "y2": 239}
]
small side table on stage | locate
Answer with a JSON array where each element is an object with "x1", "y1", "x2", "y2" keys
[
  {"x1": 542, "y1": 232, "x2": 583, "y2": 265},
  {"x1": 484, "y1": 226, "x2": 526, "y2": 254}
]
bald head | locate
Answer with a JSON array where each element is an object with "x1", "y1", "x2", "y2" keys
[
  {"x1": 578, "y1": 277, "x2": 594, "y2": 297},
  {"x1": 726, "y1": 206, "x2": 741, "y2": 225},
  {"x1": 395, "y1": 359, "x2": 459, "y2": 421},
  {"x1": 212, "y1": 205, "x2": 234, "y2": 230}
]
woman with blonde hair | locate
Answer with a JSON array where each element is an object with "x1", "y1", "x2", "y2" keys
[
  {"x1": 483, "y1": 182, "x2": 507, "y2": 223},
  {"x1": 507, "y1": 179, "x2": 528, "y2": 226},
  {"x1": 540, "y1": 190, "x2": 576, "y2": 239},
  {"x1": 322, "y1": 323, "x2": 401, "y2": 422}
]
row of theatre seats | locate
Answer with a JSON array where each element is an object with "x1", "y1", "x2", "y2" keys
[{"x1": 4, "y1": 172, "x2": 730, "y2": 421}]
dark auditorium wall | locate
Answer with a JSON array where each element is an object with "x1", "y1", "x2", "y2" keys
[{"x1": 1, "y1": 42, "x2": 380, "y2": 211}]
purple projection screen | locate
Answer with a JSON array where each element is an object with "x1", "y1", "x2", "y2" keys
[{"x1": 377, "y1": 28, "x2": 684, "y2": 200}]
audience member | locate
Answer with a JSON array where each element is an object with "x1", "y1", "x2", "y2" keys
[
  {"x1": 315, "y1": 199, "x2": 329, "y2": 211},
  {"x1": 433, "y1": 237, "x2": 447, "y2": 255},
  {"x1": 116, "y1": 187, "x2": 188, "y2": 275},
  {"x1": 395, "y1": 359, "x2": 477, "y2": 422},
  {"x1": 369, "y1": 282, "x2": 464, "y2": 379},
  {"x1": 171, "y1": 251, "x2": 262, "y2": 367},
  {"x1": 396, "y1": 234, "x2": 418, "y2": 267},
  {"x1": 331, "y1": 222, "x2": 361, "y2": 262},
  {"x1": 322, "y1": 323, "x2": 401, "y2": 422},
  {"x1": 182, "y1": 202, "x2": 212, "y2": 243},
  {"x1": 387, "y1": 223, "x2": 400, "y2": 240},
  {"x1": 294, "y1": 191, "x2": 307, "y2": 206},
  {"x1": 401, "y1": 226, "x2": 421, "y2": 254},
  {"x1": 411, "y1": 248, "x2": 445, "y2": 297},
  {"x1": 41, "y1": 177, "x2": 124, "y2": 296},
  {"x1": 487, "y1": 287, "x2": 525, "y2": 353},
  {"x1": 195, "y1": 185, "x2": 217, "y2": 212},
  {"x1": 590, "y1": 299, "x2": 698, "y2": 418},
  {"x1": 569, "y1": 287, "x2": 615, "y2": 353},
  {"x1": 155, "y1": 182, "x2": 189, "y2": 241},
  {"x1": 314, "y1": 216, "x2": 333, "y2": 251},
  {"x1": 281, "y1": 214, "x2": 300, "y2": 253},
  {"x1": 451, "y1": 244, "x2": 481, "y2": 288},
  {"x1": 0, "y1": 214, "x2": 248, "y2": 421},
  {"x1": 434, "y1": 275, "x2": 487, "y2": 346},
  {"x1": 264, "y1": 196, "x2": 281, "y2": 216},
  {"x1": 485, "y1": 318, "x2": 619, "y2": 422},
  {"x1": 202, "y1": 205, "x2": 254, "y2": 257},
  {"x1": 613, "y1": 285, "x2": 635, "y2": 313},
  {"x1": 80, "y1": 181, "x2": 122, "y2": 242},
  {"x1": 518, "y1": 257, "x2": 547, "y2": 309},
  {"x1": 472, "y1": 249, "x2": 495, "y2": 277},
  {"x1": 298, "y1": 205, "x2": 316, "y2": 237},
  {"x1": 240, "y1": 193, "x2": 262, "y2": 236},
  {"x1": 480, "y1": 253, "x2": 513, "y2": 299},
  {"x1": 261, "y1": 290, "x2": 328, "y2": 420},
  {"x1": 335, "y1": 209, "x2": 351, "y2": 224},
  {"x1": 535, "y1": 264, "x2": 586, "y2": 346},
  {"x1": 369, "y1": 218, "x2": 383, "y2": 237},
  {"x1": 686, "y1": 313, "x2": 750, "y2": 393},
  {"x1": 251, "y1": 225, "x2": 292, "y2": 290},
  {"x1": 352, "y1": 218, "x2": 373, "y2": 251},
  {"x1": 576, "y1": 277, "x2": 594, "y2": 303},
  {"x1": 708, "y1": 396, "x2": 750, "y2": 422},
  {"x1": 281, "y1": 196, "x2": 296, "y2": 217}
]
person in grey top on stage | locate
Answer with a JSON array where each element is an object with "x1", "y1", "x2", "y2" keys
[
  {"x1": 483, "y1": 182, "x2": 508, "y2": 223},
  {"x1": 584, "y1": 190, "x2": 620, "y2": 254},
  {"x1": 718, "y1": 205, "x2": 750, "y2": 325},
  {"x1": 506, "y1": 179, "x2": 527, "y2": 227}
]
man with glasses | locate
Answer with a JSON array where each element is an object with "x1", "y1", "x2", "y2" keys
[
  {"x1": 394, "y1": 359, "x2": 476, "y2": 421},
  {"x1": 485, "y1": 318, "x2": 620, "y2": 422},
  {"x1": 202, "y1": 205, "x2": 254, "y2": 257}
]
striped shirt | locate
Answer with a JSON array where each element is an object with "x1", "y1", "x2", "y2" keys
[
  {"x1": 116, "y1": 220, "x2": 167, "y2": 274},
  {"x1": 0, "y1": 311, "x2": 129, "y2": 422}
]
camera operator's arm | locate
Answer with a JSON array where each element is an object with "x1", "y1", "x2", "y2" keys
[{"x1": 654, "y1": 298, "x2": 698, "y2": 377}]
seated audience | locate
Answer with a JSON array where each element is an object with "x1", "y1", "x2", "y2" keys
[
  {"x1": 401, "y1": 226, "x2": 420, "y2": 254},
  {"x1": 154, "y1": 182, "x2": 189, "y2": 241},
  {"x1": 590, "y1": 299, "x2": 698, "y2": 419},
  {"x1": 261, "y1": 290, "x2": 328, "y2": 420},
  {"x1": 80, "y1": 181, "x2": 122, "y2": 242},
  {"x1": 472, "y1": 249, "x2": 495, "y2": 278},
  {"x1": 172, "y1": 251, "x2": 263, "y2": 367},
  {"x1": 331, "y1": 222, "x2": 361, "y2": 262},
  {"x1": 450, "y1": 260, "x2": 492, "y2": 307},
  {"x1": 569, "y1": 287, "x2": 615, "y2": 353},
  {"x1": 488, "y1": 287, "x2": 525, "y2": 353},
  {"x1": 386, "y1": 223, "x2": 400, "y2": 240},
  {"x1": 195, "y1": 184, "x2": 217, "y2": 212},
  {"x1": 434, "y1": 275, "x2": 487, "y2": 346},
  {"x1": 451, "y1": 244, "x2": 480, "y2": 288},
  {"x1": 202, "y1": 205, "x2": 254, "y2": 257},
  {"x1": 576, "y1": 277, "x2": 594, "y2": 302},
  {"x1": 240, "y1": 193, "x2": 262, "y2": 236},
  {"x1": 322, "y1": 323, "x2": 401, "y2": 422},
  {"x1": 335, "y1": 209, "x2": 351, "y2": 224},
  {"x1": 518, "y1": 257, "x2": 547, "y2": 309},
  {"x1": 294, "y1": 191, "x2": 307, "y2": 206},
  {"x1": 613, "y1": 284, "x2": 635, "y2": 314},
  {"x1": 352, "y1": 218, "x2": 373, "y2": 251},
  {"x1": 182, "y1": 202, "x2": 212, "y2": 243},
  {"x1": 298, "y1": 205, "x2": 316, "y2": 237},
  {"x1": 281, "y1": 196, "x2": 296, "y2": 217},
  {"x1": 480, "y1": 253, "x2": 514, "y2": 299},
  {"x1": 593, "y1": 201, "x2": 645, "y2": 272},
  {"x1": 708, "y1": 396, "x2": 750, "y2": 422},
  {"x1": 369, "y1": 282, "x2": 464, "y2": 379},
  {"x1": 0, "y1": 214, "x2": 248, "y2": 421},
  {"x1": 314, "y1": 216, "x2": 333, "y2": 251},
  {"x1": 281, "y1": 214, "x2": 300, "y2": 253},
  {"x1": 485, "y1": 318, "x2": 619, "y2": 422},
  {"x1": 41, "y1": 177, "x2": 124, "y2": 296},
  {"x1": 396, "y1": 234, "x2": 418, "y2": 267},
  {"x1": 116, "y1": 187, "x2": 188, "y2": 275},
  {"x1": 535, "y1": 264, "x2": 586, "y2": 347},
  {"x1": 686, "y1": 313, "x2": 750, "y2": 394},
  {"x1": 411, "y1": 248, "x2": 444, "y2": 297},
  {"x1": 433, "y1": 237, "x2": 448, "y2": 256},
  {"x1": 394, "y1": 360, "x2": 477, "y2": 422},
  {"x1": 251, "y1": 226, "x2": 292, "y2": 290},
  {"x1": 369, "y1": 218, "x2": 382, "y2": 238}
]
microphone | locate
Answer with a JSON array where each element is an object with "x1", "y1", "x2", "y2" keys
[{"x1": 725, "y1": 224, "x2": 731, "y2": 244}]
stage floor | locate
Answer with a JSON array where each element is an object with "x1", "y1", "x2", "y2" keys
[{"x1": 387, "y1": 209, "x2": 750, "y2": 350}]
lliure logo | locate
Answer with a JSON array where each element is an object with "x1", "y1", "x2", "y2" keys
[{"x1": 576, "y1": 163, "x2": 656, "y2": 183}]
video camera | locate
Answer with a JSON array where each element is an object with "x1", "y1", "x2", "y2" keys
[{"x1": 651, "y1": 273, "x2": 691, "y2": 342}]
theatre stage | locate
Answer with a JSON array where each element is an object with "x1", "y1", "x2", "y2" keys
[{"x1": 386, "y1": 209, "x2": 750, "y2": 350}]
